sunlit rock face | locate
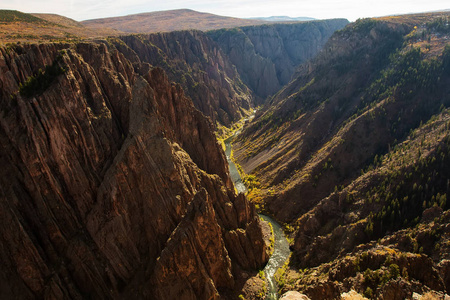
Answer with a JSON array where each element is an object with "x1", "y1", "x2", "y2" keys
[
  {"x1": 118, "y1": 31, "x2": 254, "y2": 128},
  {"x1": 0, "y1": 42, "x2": 268, "y2": 299}
]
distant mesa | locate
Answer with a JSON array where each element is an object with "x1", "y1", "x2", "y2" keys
[
  {"x1": 32, "y1": 13, "x2": 85, "y2": 28},
  {"x1": 0, "y1": 8, "x2": 320, "y2": 42},
  {"x1": 81, "y1": 9, "x2": 304, "y2": 33},
  {"x1": 249, "y1": 16, "x2": 316, "y2": 22}
]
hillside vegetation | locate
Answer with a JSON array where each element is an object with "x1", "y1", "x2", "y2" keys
[
  {"x1": 82, "y1": 9, "x2": 269, "y2": 33},
  {"x1": 0, "y1": 10, "x2": 121, "y2": 43},
  {"x1": 0, "y1": 10, "x2": 47, "y2": 23},
  {"x1": 233, "y1": 12, "x2": 450, "y2": 298}
]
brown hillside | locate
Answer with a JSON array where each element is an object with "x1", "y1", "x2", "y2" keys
[
  {"x1": 81, "y1": 9, "x2": 271, "y2": 33},
  {"x1": 235, "y1": 11, "x2": 450, "y2": 222},
  {"x1": 31, "y1": 13, "x2": 84, "y2": 27},
  {"x1": 231, "y1": 11, "x2": 450, "y2": 298},
  {"x1": 0, "y1": 10, "x2": 121, "y2": 43}
]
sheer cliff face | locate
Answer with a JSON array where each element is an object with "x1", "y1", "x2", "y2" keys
[
  {"x1": 118, "y1": 31, "x2": 253, "y2": 128},
  {"x1": 208, "y1": 19, "x2": 349, "y2": 101},
  {"x1": 0, "y1": 42, "x2": 267, "y2": 299}
]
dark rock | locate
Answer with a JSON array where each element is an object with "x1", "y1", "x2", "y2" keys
[
  {"x1": 118, "y1": 31, "x2": 253, "y2": 127},
  {"x1": 209, "y1": 20, "x2": 349, "y2": 101},
  {"x1": 0, "y1": 42, "x2": 268, "y2": 299}
]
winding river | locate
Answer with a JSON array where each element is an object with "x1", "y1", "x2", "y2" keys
[{"x1": 224, "y1": 134, "x2": 290, "y2": 299}]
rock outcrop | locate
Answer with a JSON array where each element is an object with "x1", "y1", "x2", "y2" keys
[
  {"x1": 117, "y1": 31, "x2": 253, "y2": 128},
  {"x1": 0, "y1": 41, "x2": 268, "y2": 299},
  {"x1": 280, "y1": 291, "x2": 311, "y2": 299},
  {"x1": 208, "y1": 19, "x2": 349, "y2": 101}
]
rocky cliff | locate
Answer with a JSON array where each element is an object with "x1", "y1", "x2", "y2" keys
[
  {"x1": 233, "y1": 12, "x2": 450, "y2": 298},
  {"x1": 116, "y1": 31, "x2": 253, "y2": 129},
  {"x1": 112, "y1": 21, "x2": 349, "y2": 130},
  {"x1": 208, "y1": 19, "x2": 349, "y2": 102},
  {"x1": 0, "y1": 41, "x2": 268, "y2": 299}
]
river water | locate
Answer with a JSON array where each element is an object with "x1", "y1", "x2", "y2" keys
[{"x1": 224, "y1": 134, "x2": 290, "y2": 299}]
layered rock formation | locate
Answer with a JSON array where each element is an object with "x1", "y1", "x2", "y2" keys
[
  {"x1": 0, "y1": 42, "x2": 268, "y2": 299},
  {"x1": 110, "y1": 21, "x2": 349, "y2": 131},
  {"x1": 116, "y1": 31, "x2": 253, "y2": 128},
  {"x1": 208, "y1": 19, "x2": 349, "y2": 101}
]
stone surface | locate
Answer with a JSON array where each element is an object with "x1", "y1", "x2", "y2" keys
[
  {"x1": 341, "y1": 290, "x2": 368, "y2": 300},
  {"x1": 118, "y1": 31, "x2": 253, "y2": 128},
  {"x1": 280, "y1": 291, "x2": 311, "y2": 300},
  {"x1": 0, "y1": 42, "x2": 268, "y2": 299},
  {"x1": 209, "y1": 19, "x2": 349, "y2": 101}
]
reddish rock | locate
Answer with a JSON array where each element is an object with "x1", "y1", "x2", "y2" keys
[
  {"x1": 119, "y1": 31, "x2": 253, "y2": 127},
  {"x1": 439, "y1": 259, "x2": 450, "y2": 293},
  {"x1": 0, "y1": 42, "x2": 268, "y2": 299},
  {"x1": 379, "y1": 278, "x2": 413, "y2": 300},
  {"x1": 422, "y1": 206, "x2": 444, "y2": 223}
]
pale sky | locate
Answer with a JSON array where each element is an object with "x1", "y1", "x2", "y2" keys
[{"x1": 2, "y1": 0, "x2": 449, "y2": 22}]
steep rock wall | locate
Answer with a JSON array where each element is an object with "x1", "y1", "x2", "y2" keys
[
  {"x1": 118, "y1": 31, "x2": 253, "y2": 128},
  {"x1": 208, "y1": 19, "x2": 349, "y2": 102},
  {"x1": 0, "y1": 42, "x2": 268, "y2": 299}
]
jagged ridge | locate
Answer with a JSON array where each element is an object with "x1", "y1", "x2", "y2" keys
[
  {"x1": 116, "y1": 31, "x2": 253, "y2": 128},
  {"x1": 0, "y1": 41, "x2": 268, "y2": 299}
]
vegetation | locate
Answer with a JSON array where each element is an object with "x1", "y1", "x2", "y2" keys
[
  {"x1": 233, "y1": 13, "x2": 450, "y2": 298},
  {"x1": 258, "y1": 270, "x2": 265, "y2": 280},
  {"x1": 360, "y1": 111, "x2": 450, "y2": 238},
  {"x1": 426, "y1": 16, "x2": 450, "y2": 34},
  {"x1": 19, "y1": 55, "x2": 66, "y2": 97},
  {"x1": 0, "y1": 10, "x2": 119, "y2": 43},
  {"x1": 266, "y1": 221, "x2": 275, "y2": 256},
  {"x1": 365, "y1": 46, "x2": 447, "y2": 105},
  {"x1": 0, "y1": 10, "x2": 46, "y2": 23}
]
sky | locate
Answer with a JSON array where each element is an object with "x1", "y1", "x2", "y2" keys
[{"x1": 2, "y1": 0, "x2": 449, "y2": 22}]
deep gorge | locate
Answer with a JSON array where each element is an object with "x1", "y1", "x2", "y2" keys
[
  {"x1": 0, "y1": 19, "x2": 349, "y2": 299},
  {"x1": 226, "y1": 129, "x2": 291, "y2": 299},
  {"x1": 2, "y1": 11, "x2": 450, "y2": 300}
]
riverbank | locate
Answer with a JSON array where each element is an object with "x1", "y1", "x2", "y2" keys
[{"x1": 224, "y1": 129, "x2": 291, "y2": 299}]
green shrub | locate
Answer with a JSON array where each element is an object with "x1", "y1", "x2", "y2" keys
[
  {"x1": 19, "y1": 57, "x2": 66, "y2": 97},
  {"x1": 364, "y1": 287, "x2": 374, "y2": 299}
]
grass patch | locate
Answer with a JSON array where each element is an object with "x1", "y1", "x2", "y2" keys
[{"x1": 0, "y1": 10, "x2": 47, "y2": 24}]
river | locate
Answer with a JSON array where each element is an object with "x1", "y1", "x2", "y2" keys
[{"x1": 224, "y1": 133, "x2": 290, "y2": 300}]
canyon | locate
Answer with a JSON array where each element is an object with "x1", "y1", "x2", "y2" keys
[
  {"x1": 209, "y1": 19, "x2": 348, "y2": 101},
  {"x1": 234, "y1": 12, "x2": 450, "y2": 299},
  {"x1": 0, "y1": 41, "x2": 268, "y2": 299},
  {"x1": 1, "y1": 8, "x2": 450, "y2": 300},
  {"x1": 0, "y1": 11, "x2": 348, "y2": 299}
]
